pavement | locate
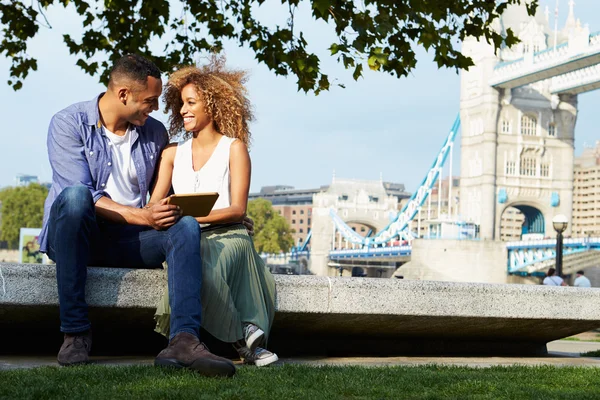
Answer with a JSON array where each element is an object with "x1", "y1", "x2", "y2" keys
[{"x1": 2, "y1": 339, "x2": 600, "y2": 371}]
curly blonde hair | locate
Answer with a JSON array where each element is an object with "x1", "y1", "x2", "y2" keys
[{"x1": 163, "y1": 56, "x2": 253, "y2": 145}]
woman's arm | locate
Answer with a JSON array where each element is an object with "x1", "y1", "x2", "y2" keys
[
  {"x1": 148, "y1": 144, "x2": 177, "y2": 205},
  {"x1": 195, "y1": 139, "x2": 250, "y2": 225}
]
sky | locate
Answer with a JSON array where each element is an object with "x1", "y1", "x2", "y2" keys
[{"x1": 1, "y1": 0, "x2": 599, "y2": 194}]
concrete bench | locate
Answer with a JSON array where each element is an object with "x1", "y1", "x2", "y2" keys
[{"x1": 2, "y1": 263, "x2": 600, "y2": 356}]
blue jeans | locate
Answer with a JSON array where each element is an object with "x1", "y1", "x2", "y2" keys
[{"x1": 46, "y1": 186, "x2": 202, "y2": 340}]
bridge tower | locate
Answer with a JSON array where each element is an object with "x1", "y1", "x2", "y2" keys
[
  {"x1": 459, "y1": 4, "x2": 581, "y2": 239},
  {"x1": 309, "y1": 177, "x2": 399, "y2": 276}
]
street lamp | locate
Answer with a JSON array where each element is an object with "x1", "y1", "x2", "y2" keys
[{"x1": 552, "y1": 214, "x2": 569, "y2": 277}]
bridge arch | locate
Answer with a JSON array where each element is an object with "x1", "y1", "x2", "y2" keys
[
  {"x1": 498, "y1": 202, "x2": 548, "y2": 241},
  {"x1": 331, "y1": 219, "x2": 382, "y2": 250},
  {"x1": 344, "y1": 219, "x2": 380, "y2": 235}
]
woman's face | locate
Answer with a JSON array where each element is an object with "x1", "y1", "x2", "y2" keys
[{"x1": 180, "y1": 83, "x2": 212, "y2": 132}]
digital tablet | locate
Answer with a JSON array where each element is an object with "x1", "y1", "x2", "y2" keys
[{"x1": 166, "y1": 192, "x2": 219, "y2": 217}]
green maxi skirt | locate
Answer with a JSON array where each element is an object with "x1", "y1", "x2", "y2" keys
[{"x1": 154, "y1": 224, "x2": 276, "y2": 343}]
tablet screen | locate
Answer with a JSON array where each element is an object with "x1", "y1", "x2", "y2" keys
[{"x1": 167, "y1": 192, "x2": 220, "y2": 217}]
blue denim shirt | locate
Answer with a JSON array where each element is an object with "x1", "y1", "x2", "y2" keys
[{"x1": 39, "y1": 94, "x2": 169, "y2": 253}]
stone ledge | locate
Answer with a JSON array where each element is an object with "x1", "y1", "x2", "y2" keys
[{"x1": 2, "y1": 263, "x2": 600, "y2": 356}]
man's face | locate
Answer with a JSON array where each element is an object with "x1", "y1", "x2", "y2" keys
[{"x1": 124, "y1": 76, "x2": 162, "y2": 126}]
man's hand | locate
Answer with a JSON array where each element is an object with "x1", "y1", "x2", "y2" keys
[
  {"x1": 144, "y1": 197, "x2": 182, "y2": 230},
  {"x1": 242, "y1": 216, "x2": 255, "y2": 236}
]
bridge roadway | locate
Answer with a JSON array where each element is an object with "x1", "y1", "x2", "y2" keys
[
  {"x1": 550, "y1": 63, "x2": 600, "y2": 94},
  {"x1": 490, "y1": 31, "x2": 600, "y2": 90},
  {"x1": 329, "y1": 245, "x2": 411, "y2": 263},
  {"x1": 265, "y1": 238, "x2": 600, "y2": 277},
  {"x1": 326, "y1": 238, "x2": 600, "y2": 277}
]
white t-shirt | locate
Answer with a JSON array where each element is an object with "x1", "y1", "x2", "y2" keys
[
  {"x1": 543, "y1": 276, "x2": 564, "y2": 286},
  {"x1": 574, "y1": 275, "x2": 592, "y2": 288},
  {"x1": 103, "y1": 126, "x2": 141, "y2": 208}
]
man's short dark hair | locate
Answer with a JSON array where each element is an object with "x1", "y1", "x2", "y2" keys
[
  {"x1": 577, "y1": 270, "x2": 584, "y2": 275},
  {"x1": 108, "y1": 54, "x2": 161, "y2": 89}
]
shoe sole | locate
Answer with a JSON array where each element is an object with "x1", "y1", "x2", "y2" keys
[
  {"x1": 254, "y1": 353, "x2": 279, "y2": 367},
  {"x1": 246, "y1": 328, "x2": 265, "y2": 352},
  {"x1": 155, "y1": 358, "x2": 236, "y2": 378},
  {"x1": 191, "y1": 358, "x2": 236, "y2": 377}
]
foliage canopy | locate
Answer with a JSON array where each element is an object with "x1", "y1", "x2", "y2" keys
[{"x1": 1, "y1": 0, "x2": 536, "y2": 92}]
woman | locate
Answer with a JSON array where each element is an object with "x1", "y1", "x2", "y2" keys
[
  {"x1": 150, "y1": 58, "x2": 277, "y2": 367},
  {"x1": 543, "y1": 268, "x2": 567, "y2": 286}
]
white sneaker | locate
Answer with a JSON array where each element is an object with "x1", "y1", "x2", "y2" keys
[
  {"x1": 243, "y1": 323, "x2": 264, "y2": 351},
  {"x1": 234, "y1": 343, "x2": 279, "y2": 367}
]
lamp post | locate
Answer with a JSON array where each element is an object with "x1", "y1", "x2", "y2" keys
[{"x1": 552, "y1": 214, "x2": 568, "y2": 277}]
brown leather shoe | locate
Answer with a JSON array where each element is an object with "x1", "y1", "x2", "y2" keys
[
  {"x1": 57, "y1": 331, "x2": 92, "y2": 366},
  {"x1": 155, "y1": 332, "x2": 236, "y2": 377}
]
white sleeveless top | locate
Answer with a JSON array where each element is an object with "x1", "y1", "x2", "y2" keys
[{"x1": 172, "y1": 135, "x2": 235, "y2": 211}]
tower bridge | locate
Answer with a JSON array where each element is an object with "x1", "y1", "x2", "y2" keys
[{"x1": 264, "y1": 2, "x2": 600, "y2": 280}]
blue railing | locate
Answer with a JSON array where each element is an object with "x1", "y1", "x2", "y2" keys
[
  {"x1": 507, "y1": 237, "x2": 600, "y2": 273},
  {"x1": 329, "y1": 245, "x2": 412, "y2": 259}
]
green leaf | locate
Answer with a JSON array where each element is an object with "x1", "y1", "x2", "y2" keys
[
  {"x1": 312, "y1": 0, "x2": 330, "y2": 18},
  {"x1": 352, "y1": 64, "x2": 363, "y2": 80}
]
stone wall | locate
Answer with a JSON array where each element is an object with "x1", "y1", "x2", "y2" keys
[
  {"x1": 4, "y1": 264, "x2": 600, "y2": 356},
  {"x1": 399, "y1": 239, "x2": 509, "y2": 284}
]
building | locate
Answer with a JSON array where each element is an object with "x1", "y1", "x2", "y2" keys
[
  {"x1": 396, "y1": 176, "x2": 526, "y2": 241},
  {"x1": 309, "y1": 177, "x2": 409, "y2": 276},
  {"x1": 15, "y1": 174, "x2": 39, "y2": 187},
  {"x1": 459, "y1": 3, "x2": 580, "y2": 239},
  {"x1": 498, "y1": 207, "x2": 525, "y2": 242},
  {"x1": 399, "y1": 176, "x2": 461, "y2": 238},
  {"x1": 572, "y1": 142, "x2": 600, "y2": 237},
  {"x1": 249, "y1": 185, "x2": 323, "y2": 247},
  {"x1": 249, "y1": 178, "x2": 411, "y2": 248}
]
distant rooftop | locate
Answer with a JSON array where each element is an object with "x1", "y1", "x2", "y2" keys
[
  {"x1": 250, "y1": 178, "x2": 411, "y2": 206},
  {"x1": 248, "y1": 185, "x2": 324, "y2": 205},
  {"x1": 575, "y1": 141, "x2": 600, "y2": 168}
]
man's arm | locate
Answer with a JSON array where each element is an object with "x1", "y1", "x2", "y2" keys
[
  {"x1": 96, "y1": 196, "x2": 180, "y2": 229},
  {"x1": 48, "y1": 113, "x2": 106, "y2": 202},
  {"x1": 48, "y1": 113, "x2": 180, "y2": 229}
]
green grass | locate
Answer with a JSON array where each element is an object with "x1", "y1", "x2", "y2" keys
[
  {"x1": 560, "y1": 337, "x2": 600, "y2": 342},
  {"x1": 582, "y1": 350, "x2": 600, "y2": 357},
  {"x1": 2, "y1": 364, "x2": 600, "y2": 399}
]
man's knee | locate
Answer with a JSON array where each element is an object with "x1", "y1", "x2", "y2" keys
[
  {"x1": 169, "y1": 216, "x2": 201, "y2": 242},
  {"x1": 55, "y1": 186, "x2": 94, "y2": 218},
  {"x1": 177, "y1": 216, "x2": 201, "y2": 235}
]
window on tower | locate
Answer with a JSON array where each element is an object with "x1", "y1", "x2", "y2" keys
[
  {"x1": 505, "y1": 161, "x2": 517, "y2": 176},
  {"x1": 548, "y1": 123, "x2": 557, "y2": 137},
  {"x1": 501, "y1": 119, "x2": 511, "y2": 134},
  {"x1": 520, "y1": 157, "x2": 537, "y2": 177},
  {"x1": 520, "y1": 115, "x2": 537, "y2": 136},
  {"x1": 541, "y1": 163, "x2": 550, "y2": 177}
]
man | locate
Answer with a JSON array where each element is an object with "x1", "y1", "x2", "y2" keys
[
  {"x1": 40, "y1": 54, "x2": 235, "y2": 377},
  {"x1": 574, "y1": 270, "x2": 592, "y2": 288}
]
